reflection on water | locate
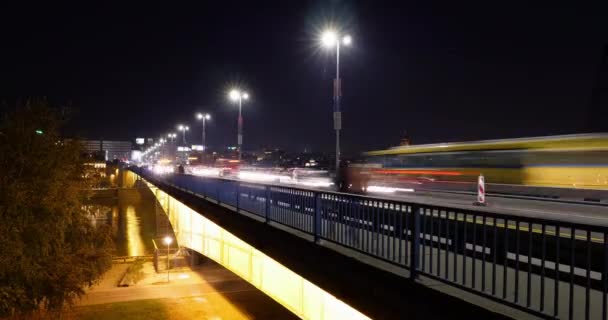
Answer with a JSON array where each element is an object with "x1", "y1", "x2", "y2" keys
[
  {"x1": 87, "y1": 187, "x2": 157, "y2": 257},
  {"x1": 114, "y1": 192, "x2": 157, "y2": 257},
  {"x1": 125, "y1": 205, "x2": 146, "y2": 256}
]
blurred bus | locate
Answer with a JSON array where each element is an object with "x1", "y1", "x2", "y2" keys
[{"x1": 345, "y1": 133, "x2": 608, "y2": 200}]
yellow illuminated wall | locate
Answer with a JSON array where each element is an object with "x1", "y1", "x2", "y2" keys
[{"x1": 144, "y1": 179, "x2": 370, "y2": 320}]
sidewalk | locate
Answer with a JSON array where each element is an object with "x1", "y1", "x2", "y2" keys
[{"x1": 73, "y1": 260, "x2": 297, "y2": 319}]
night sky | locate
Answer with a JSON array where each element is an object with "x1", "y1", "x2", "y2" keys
[{"x1": 1, "y1": 1, "x2": 606, "y2": 153}]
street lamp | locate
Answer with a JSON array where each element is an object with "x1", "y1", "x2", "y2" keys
[
  {"x1": 195, "y1": 112, "x2": 211, "y2": 151},
  {"x1": 321, "y1": 29, "x2": 352, "y2": 171},
  {"x1": 167, "y1": 133, "x2": 177, "y2": 142},
  {"x1": 163, "y1": 236, "x2": 172, "y2": 282},
  {"x1": 177, "y1": 125, "x2": 189, "y2": 145},
  {"x1": 158, "y1": 138, "x2": 165, "y2": 158},
  {"x1": 228, "y1": 89, "x2": 249, "y2": 160}
]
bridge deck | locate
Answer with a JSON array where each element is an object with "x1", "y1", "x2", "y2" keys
[{"x1": 149, "y1": 177, "x2": 512, "y2": 319}]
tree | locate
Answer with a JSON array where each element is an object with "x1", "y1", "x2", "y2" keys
[{"x1": 0, "y1": 99, "x2": 113, "y2": 317}]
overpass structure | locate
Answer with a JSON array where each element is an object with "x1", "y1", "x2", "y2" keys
[{"x1": 132, "y1": 168, "x2": 608, "y2": 320}]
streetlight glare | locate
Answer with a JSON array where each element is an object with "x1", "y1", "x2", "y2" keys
[
  {"x1": 242, "y1": 92, "x2": 249, "y2": 100},
  {"x1": 321, "y1": 31, "x2": 337, "y2": 47},
  {"x1": 229, "y1": 89, "x2": 240, "y2": 101},
  {"x1": 178, "y1": 125, "x2": 184, "y2": 130},
  {"x1": 205, "y1": 114, "x2": 211, "y2": 120},
  {"x1": 196, "y1": 113, "x2": 203, "y2": 120},
  {"x1": 342, "y1": 35, "x2": 352, "y2": 46},
  {"x1": 164, "y1": 236, "x2": 172, "y2": 245}
]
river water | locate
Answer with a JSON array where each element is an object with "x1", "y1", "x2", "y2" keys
[{"x1": 87, "y1": 181, "x2": 158, "y2": 257}]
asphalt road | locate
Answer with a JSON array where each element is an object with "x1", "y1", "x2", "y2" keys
[
  {"x1": 188, "y1": 172, "x2": 608, "y2": 226},
  {"x1": 373, "y1": 189, "x2": 608, "y2": 227}
]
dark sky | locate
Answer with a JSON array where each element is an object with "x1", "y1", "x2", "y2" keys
[{"x1": 1, "y1": 1, "x2": 607, "y2": 153}]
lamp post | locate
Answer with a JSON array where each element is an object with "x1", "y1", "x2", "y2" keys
[
  {"x1": 167, "y1": 133, "x2": 177, "y2": 143},
  {"x1": 158, "y1": 138, "x2": 165, "y2": 159},
  {"x1": 163, "y1": 236, "x2": 172, "y2": 282},
  {"x1": 177, "y1": 125, "x2": 189, "y2": 145},
  {"x1": 166, "y1": 133, "x2": 177, "y2": 161},
  {"x1": 321, "y1": 30, "x2": 352, "y2": 171},
  {"x1": 196, "y1": 112, "x2": 211, "y2": 151},
  {"x1": 228, "y1": 89, "x2": 249, "y2": 160}
]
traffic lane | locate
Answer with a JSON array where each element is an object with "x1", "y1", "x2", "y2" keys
[
  {"x1": 189, "y1": 172, "x2": 608, "y2": 226},
  {"x1": 371, "y1": 189, "x2": 608, "y2": 227}
]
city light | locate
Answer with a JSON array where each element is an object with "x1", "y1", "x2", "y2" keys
[
  {"x1": 229, "y1": 89, "x2": 249, "y2": 101},
  {"x1": 321, "y1": 30, "x2": 337, "y2": 47},
  {"x1": 342, "y1": 35, "x2": 352, "y2": 45},
  {"x1": 191, "y1": 167, "x2": 221, "y2": 177},
  {"x1": 366, "y1": 186, "x2": 415, "y2": 193},
  {"x1": 238, "y1": 171, "x2": 292, "y2": 183},
  {"x1": 153, "y1": 165, "x2": 174, "y2": 175},
  {"x1": 229, "y1": 89, "x2": 240, "y2": 101},
  {"x1": 196, "y1": 112, "x2": 211, "y2": 120}
]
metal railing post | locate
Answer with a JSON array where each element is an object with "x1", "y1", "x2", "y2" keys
[
  {"x1": 314, "y1": 192, "x2": 322, "y2": 243},
  {"x1": 264, "y1": 186, "x2": 271, "y2": 223},
  {"x1": 236, "y1": 181, "x2": 240, "y2": 212},
  {"x1": 410, "y1": 205, "x2": 421, "y2": 280},
  {"x1": 217, "y1": 180, "x2": 221, "y2": 205}
]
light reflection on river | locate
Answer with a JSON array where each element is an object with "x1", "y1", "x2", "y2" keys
[
  {"x1": 88, "y1": 187, "x2": 157, "y2": 257},
  {"x1": 84, "y1": 170, "x2": 159, "y2": 256},
  {"x1": 125, "y1": 205, "x2": 146, "y2": 256},
  {"x1": 115, "y1": 192, "x2": 156, "y2": 257}
]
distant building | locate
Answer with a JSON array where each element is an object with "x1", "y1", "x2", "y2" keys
[
  {"x1": 82, "y1": 140, "x2": 132, "y2": 161},
  {"x1": 252, "y1": 148, "x2": 286, "y2": 166}
]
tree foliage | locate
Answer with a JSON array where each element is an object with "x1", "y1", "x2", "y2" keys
[{"x1": 0, "y1": 99, "x2": 113, "y2": 316}]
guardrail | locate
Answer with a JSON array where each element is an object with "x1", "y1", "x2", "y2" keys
[{"x1": 134, "y1": 168, "x2": 608, "y2": 320}]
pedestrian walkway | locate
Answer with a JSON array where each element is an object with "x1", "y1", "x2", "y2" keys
[{"x1": 72, "y1": 259, "x2": 297, "y2": 319}]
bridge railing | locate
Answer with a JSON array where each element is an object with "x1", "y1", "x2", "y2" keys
[{"x1": 134, "y1": 168, "x2": 608, "y2": 320}]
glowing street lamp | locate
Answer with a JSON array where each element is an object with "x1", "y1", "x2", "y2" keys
[
  {"x1": 177, "y1": 125, "x2": 189, "y2": 145},
  {"x1": 163, "y1": 236, "x2": 173, "y2": 282},
  {"x1": 195, "y1": 112, "x2": 211, "y2": 151},
  {"x1": 167, "y1": 133, "x2": 177, "y2": 144},
  {"x1": 228, "y1": 89, "x2": 249, "y2": 160},
  {"x1": 321, "y1": 29, "x2": 352, "y2": 171}
]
